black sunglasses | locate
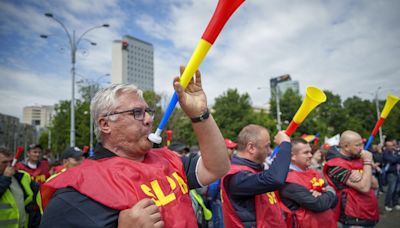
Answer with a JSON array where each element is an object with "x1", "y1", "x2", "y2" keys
[{"x1": 105, "y1": 107, "x2": 155, "y2": 121}]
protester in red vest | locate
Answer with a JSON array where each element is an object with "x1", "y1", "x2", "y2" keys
[
  {"x1": 224, "y1": 138, "x2": 237, "y2": 159},
  {"x1": 221, "y1": 124, "x2": 291, "y2": 228},
  {"x1": 40, "y1": 67, "x2": 230, "y2": 227},
  {"x1": 323, "y1": 130, "x2": 379, "y2": 227},
  {"x1": 15, "y1": 144, "x2": 50, "y2": 184},
  {"x1": 279, "y1": 138, "x2": 337, "y2": 228},
  {"x1": 48, "y1": 147, "x2": 85, "y2": 178}
]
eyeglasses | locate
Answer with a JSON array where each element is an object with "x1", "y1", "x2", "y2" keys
[{"x1": 105, "y1": 107, "x2": 155, "y2": 120}]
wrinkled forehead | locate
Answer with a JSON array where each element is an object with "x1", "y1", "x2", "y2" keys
[{"x1": 115, "y1": 91, "x2": 147, "y2": 108}]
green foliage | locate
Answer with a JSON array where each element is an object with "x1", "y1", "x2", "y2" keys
[
  {"x1": 343, "y1": 96, "x2": 376, "y2": 137},
  {"x1": 168, "y1": 109, "x2": 196, "y2": 146},
  {"x1": 317, "y1": 91, "x2": 346, "y2": 134},
  {"x1": 49, "y1": 100, "x2": 71, "y2": 156},
  {"x1": 38, "y1": 131, "x2": 49, "y2": 149},
  {"x1": 212, "y1": 89, "x2": 276, "y2": 142},
  {"x1": 380, "y1": 104, "x2": 400, "y2": 141}
]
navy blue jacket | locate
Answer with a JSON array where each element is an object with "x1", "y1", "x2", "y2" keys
[
  {"x1": 383, "y1": 149, "x2": 400, "y2": 174},
  {"x1": 223, "y1": 142, "x2": 291, "y2": 227}
]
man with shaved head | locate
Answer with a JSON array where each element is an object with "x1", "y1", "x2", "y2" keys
[
  {"x1": 323, "y1": 130, "x2": 379, "y2": 227},
  {"x1": 221, "y1": 124, "x2": 291, "y2": 227}
]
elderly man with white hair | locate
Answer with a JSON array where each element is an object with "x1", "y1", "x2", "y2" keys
[{"x1": 40, "y1": 67, "x2": 230, "y2": 227}]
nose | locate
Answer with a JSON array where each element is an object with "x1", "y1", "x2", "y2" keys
[
  {"x1": 143, "y1": 112, "x2": 154, "y2": 126},
  {"x1": 266, "y1": 146, "x2": 272, "y2": 155}
]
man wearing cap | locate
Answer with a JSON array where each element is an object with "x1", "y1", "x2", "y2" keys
[
  {"x1": 225, "y1": 138, "x2": 237, "y2": 159},
  {"x1": 49, "y1": 147, "x2": 85, "y2": 176},
  {"x1": 168, "y1": 142, "x2": 190, "y2": 157},
  {"x1": 61, "y1": 147, "x2": 85, "y2": 170},
  {"x1": 221, "y1": 124, "x2": 291, "y2": 227},
  {"x1": 40, "y1": 67, "x2": 230, "y2": 227},
  {"x1": 15, "y1": 144, "x2": 49, "y2": 184}
]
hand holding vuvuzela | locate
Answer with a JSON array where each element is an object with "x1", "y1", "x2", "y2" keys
[
  {"x1": 148, "y1": 0, "x2": 245, "y2": 144},
  {"x1": 269, "y1": 86, "x2": 327, "y2": 161},
  {"x1": 11, "y1": 146, "x2": 23, "y2": 167},
  {"x1": 364, "y1": 94, "x2": 400, "y2": 150}
]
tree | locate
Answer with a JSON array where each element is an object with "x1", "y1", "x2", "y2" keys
[
  {"x1": 213, "y1": 89, "x2": 270, "y2": 141},
  {"x1": 49, "y1": 100, "x2": 70, "y2": 156},
  {"x1": 168, "y1": 108, "x2": 196, "y2": 146},
  {"x1": 270, "y1": 88, "x2": 302, "y2": 136},
  {"x1": 316, "y1": 91, "x2": 346, "y2": 135},
  {"x1": 343, "y1": 96, "x2": 376, "y2": 138},
  {"x1": 383, "y1": 104, "x2": 400, "y2": 140},
  {"x1": 38, "y1": 131, "x2": 49, "y2": 149}
]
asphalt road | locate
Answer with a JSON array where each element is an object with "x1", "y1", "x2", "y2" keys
[{"x1": 377, "y1": 191, "x2": 400, "y2": 228}]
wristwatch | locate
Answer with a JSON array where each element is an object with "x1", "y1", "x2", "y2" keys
[{"x1": 191, "y1": 109, "x2": 210, "y2": 123}]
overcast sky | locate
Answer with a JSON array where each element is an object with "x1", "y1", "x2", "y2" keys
[{"x1": 1, "y1": 0, "x2": 399, "y2": 120}]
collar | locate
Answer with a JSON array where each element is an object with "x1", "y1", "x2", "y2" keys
[
  {"x1": 232, "y1": 154, "x2": 264, "y2": 171},
  {"x1": 339, "y1": 150, "x2": 360, "y2": 161},
  {"x1": 91, "y1": 143, "x2": 118, "y2": 160},
  {"x1": 289, "y1": 163, "x2": 304, "y2": 171}
]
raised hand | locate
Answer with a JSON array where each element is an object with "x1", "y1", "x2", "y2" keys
[{"x1": 173, "y1": 66, "x2": 208, "y2": 119}]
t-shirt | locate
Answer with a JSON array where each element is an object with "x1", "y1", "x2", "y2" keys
[{"x1": 10, "y1": 176, "x2": 26, "y2": 228}]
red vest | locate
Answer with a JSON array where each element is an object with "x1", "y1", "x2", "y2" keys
[
  {"x1": 323, "y1": 157, "x2": 379, "y2": 223},
  {"x1": 282, "y1": 169, "x2": 336, "y2": 228},
  {"x1": 15, "y1": 160, "x2": 50, "y2": 184},
  {"x1": 41, "y1": 148, "x2": 197, "y2": 227},
  {"x1": 50, "y1": 165, "x2": 64, "y2": 175},
  {"x1": 221, "y1": 164, "x2": 286, "y2": 228}
]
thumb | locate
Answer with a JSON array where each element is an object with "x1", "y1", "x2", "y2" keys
[
  {"x1": 134, "y1": 198, "x2": 155, "y2": 209},
  {"x1": 173, "y1": 77, "x2": 184, "y2": 100}
]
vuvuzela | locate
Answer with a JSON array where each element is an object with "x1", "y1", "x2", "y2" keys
[{"x1": 269, "y1": 86, "x2": 327, "y2": 159}]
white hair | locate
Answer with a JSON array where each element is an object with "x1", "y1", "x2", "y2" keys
[{"x1": 91, "y1": 84, "x2": 143, "y2": 141}]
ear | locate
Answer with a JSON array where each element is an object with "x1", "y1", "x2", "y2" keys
[
  {"x1": 246, "y1": 142, "x2": 256, "y2": 155},
  {"x1": 98, "y1": 117, "x2": 111, "y2": 134},
  {"x1": 291, "y1": 151, "x2": 296, "y2": 163},
  {"x1": 342, "y1": 143, "x2": 349, "y2": 151}
]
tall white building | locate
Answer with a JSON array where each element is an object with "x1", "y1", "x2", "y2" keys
[
  {"x1": 112, "y1": 35, "x2": 154, "y2": 91},
  {"x1": 23, "y1": 105, "x2": 53, "y2": 128}
]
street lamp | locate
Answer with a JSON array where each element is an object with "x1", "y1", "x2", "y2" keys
[
  {"x1": 275, "y1": 86, "x2": 282, "y2": 131},
  {"x1": 41, "y1": 13, "x2": 109, "y2": 147}
]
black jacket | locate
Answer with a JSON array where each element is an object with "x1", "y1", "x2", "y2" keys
[
  {"x1": 383, "y1": 149, "x2": 400, "y2": 174},
  {"x1": 279, "y1": 167, "x2": 338, "y2": 213}
]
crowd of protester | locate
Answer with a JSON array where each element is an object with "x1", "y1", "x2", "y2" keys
[
  {"x1": 1, "y1": 71, "x2": 399, "y2": 227},
  {"x1": 3, "y1": 134, "x2": 397, "y2": 227}
]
